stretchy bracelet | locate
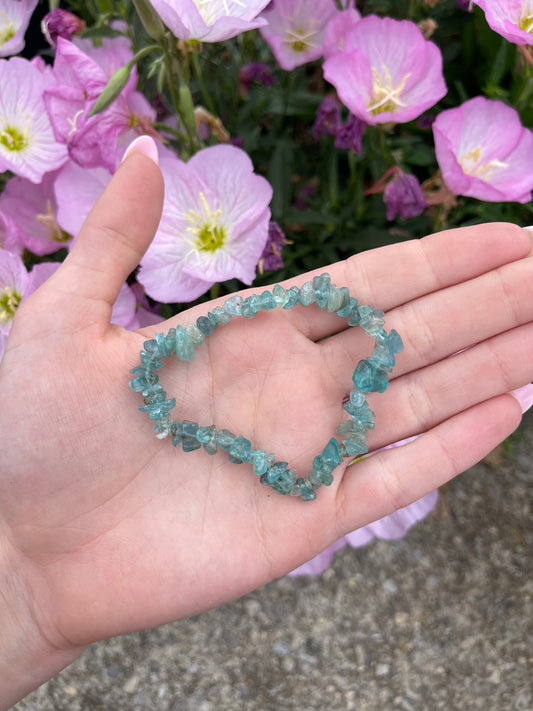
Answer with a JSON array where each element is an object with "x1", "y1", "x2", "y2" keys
[{"x1": 129, "y1": 273, "x2": 403, "y2": 502}]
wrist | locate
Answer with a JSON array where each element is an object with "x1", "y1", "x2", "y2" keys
[{"x1": 0, "y1": 537, "x2": 85, "y2": 710}]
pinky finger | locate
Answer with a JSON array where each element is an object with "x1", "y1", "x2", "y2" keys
[{"x1": 335, "y1": 394, "x2": 524, "y2": 536}]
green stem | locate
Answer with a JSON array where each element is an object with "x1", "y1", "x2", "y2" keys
[
  {"x1": 191, "y1": 52, "x2": 216, "y2": 114},
  {"x1": 209, "y1": 283, "x2": 220, "y2": 300},
  {"x1": 161, "y1": 42, "x2": 197, "y2": 156}
]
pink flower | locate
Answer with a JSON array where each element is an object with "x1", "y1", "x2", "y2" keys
[
  {"x1": 0, "y1": 250, "x2": 58, "y2": 333},
  {"x1": 54, "y1": 160, "x2": 112, "y2": 241},
  {"x1": 433, "y1": 96, "x2": 533, "y2": 203},
  {"x1": 138, "y1": 145, "x2": 273, "y2": 303},
  {"x1": 0, "y1": 210, "x2": 23, "y2": 254},
  {"x1": 0, "y1": 57, "x2": 68, "y2": 183},
  {"x1": 322, "y1": 7, "x2": 361, "y2": 58},
  {"x1": 0, "y1": 172, "x2": 72, "y2": 256},
  {"x1": 149, "y1": 0, "x2": 271, "y2": 42},
  {"x1": 323, "y1": 15, "x2": 447, "y2": 125},
  {"x1": 43, "y1": 37, "x2": 155, "y2": 172},
  {"x1": 472, "y1": 1, "x2": 533, "y2": 45},
  {"x1": 260, "y1": 0, "x2": 341, "y2": 70},
  {"x1": 0, "y1": 0, "x2": 38, "y2": 57}
]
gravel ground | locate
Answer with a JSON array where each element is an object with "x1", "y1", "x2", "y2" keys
[{"x1": 11, "y1": 410, "x2": 532, "y2": 711}]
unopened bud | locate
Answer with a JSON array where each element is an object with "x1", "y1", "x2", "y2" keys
[
  {"x1": 132, "y1": 0, "x2": 165, "y2": 40},
  {"x1": 88, "y1": 64, "x2": 134, "y2": 117}
]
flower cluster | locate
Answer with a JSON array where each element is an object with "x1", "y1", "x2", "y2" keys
[{"x1": 1, "y1": 0, "x2": 532, "y2": 571}]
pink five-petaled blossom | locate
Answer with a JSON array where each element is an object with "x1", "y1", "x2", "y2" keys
[
  {"x1": 0, "y1": 250, "x2": 59, "y2": 334},
  {"x1": 0, "y1": 0, "x2": 38, "y2": 57},
  {"x1": 260, "y1": 0, "x2": 342, "y2": 71},
  {"x1": 322, "y1": 8, "x2": 361, "y2": 58},
  {"x1": 43, "y1": 37, "x2": 154, "y2": 172},
  {"x1": 472, "y1": 1, "x2": 533, "y2": 45},
  {"x1": 433, "y1": 96, "x2": 533, "y2": 203},
  {"x1": 149, "y1": 0, "x2": 271, "y2": 42},
  {"x1": 0, "y1": 172, "x2": 73, "y2": 256},
  {"x1": 138, "y1": 145, "x2": 273, "y2": 303},
  {"x1": 0, "y1": 57, "x2": 68, "y2": 183},
  {"x1": 323, "y1": 15, "x2": 447, "y2": 126}
]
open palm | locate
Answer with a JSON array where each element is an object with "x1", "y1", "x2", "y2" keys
[{"x1": 1, "y1": 146, "x2": 532, "y2": 695}]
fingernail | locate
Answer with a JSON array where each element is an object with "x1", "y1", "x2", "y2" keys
[
  {"x1": 523, "y1": 225, "x2": 533, "y2": 235},
  {"x1": 121, "y1": 135, "x2": 159, "y2": 165},
  {"x1": 510, "y1": 385, "x2": 533, "y2": 414}
]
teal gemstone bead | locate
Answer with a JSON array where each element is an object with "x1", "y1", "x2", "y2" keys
[
  {"x1": 165, "y1": 328, "x2": 177, "y2": 355},
  {"x1": 360, "y1": 308, "x2": 385, "y2": 336},
  {"x1": 143, "y1": 339, "x2": 158, "y2": 354},
  {"x1": 139, "y1": 397, "x2": 176, "y2": 420},
  {"x1": 212, "y1": 306, "x2": 231, "y2": 326},
  {"x1": 143, "y1": 390, "x2": 167, "y2": 405},
  {"x1": 140, "y1": 382, "x2": 165, "y2": 400},
  {"x1": 250, "y1": 449, "x2": 268, "y2": 475},
  {"x1": 347, "y1": 305, "x2": 361, "y2": 326},
  {"x1": 341, "y1": 438, "x2": 368, "y2": 457},
  {"x1": 327, "y1": 286, "x2": 344, "y2": 313},
  {"x1": 153, "y1": 420, "x2": 170, "y2": 438},
  {"x1": 170, "y1": 421, "x2": 182, "y2": 447},
  {"x1": 229, "y1": 435, "x2": 252, "y2": 463},
  {"x1": 312, "y1": 273, "x2": 331, "y2": 310},
  {"x1": 349, "y1": 389, "x2": 366, "y2": 408},
  {"x1": 155, "y1": 332, "x2": 173, "y2": 358},
  {"x1": 175, "y1": 325, "x2": 195, "y2": 362},
  {"x1": 242, "y1": 295, "x2": 261, "y2": 319},
  {"x1": 272, "y1": 284, "x2": 289, "y2": 307},
  {"x1": 282, "y1": 287, "x2": 299, "y2": 309},
  {"x1": 223, "y1": 295, "x2": 243, "y2": 316},
  {"x1": 337, "y1": 296, "x2": 358, "y2": 319},
  {"x1": 353, "y1": 358, "x2": 389, "y2": 393},
  {"x1": 298, "y1": 281, "x2": 315, "y2": 306},
  {"x1": 291, "y1": 478, "x2": 316, "y2": 501},
  {"x1": 321, "y1": 437, "x2": 340, "y2": 469},
  {"x1": 336, "y1": 419, "x2": 366, "y2": 436},
  {"x1": 197, "y1": 425, "x2": 217, "y2": 454},
  {"x1": 306, "y1": 470, "x2": 322, "y2": 488},
  {"x1": 343, "y1": 398, "x2": 375, "y2": 426},
  {"x1": 129, "y1": 372, "x2": 159, "y2": 392},
  {"x1": 372, "y1": 342, "x2": 396, "y2": 371},
  {"x1": 185, "y1": 323, "x2": 204, "y2": 346},
  {"x1": 267, "y1": 464, "x2": 297, "y2": 495},
  {"x1": 260, "y1": 291, "x2": 276, "y2": 310},
  {"x1": 312, "y1": 454, "x2": 335, "y2": 484},
  {"x1": 130, "y1": 364, "x2": 157, "y2": 378},
  {"x1": 196, "y1": 315, "x2": 214, "y2": 336},
  {"x1": 216, "y1": 429, "x2": 235, "y2": 451},
  {"x1": 378, "y1": 329, "x2": 404, "y2": 354},
  {"x1": 140, "y1": 350, "x2": 163, "y2": 369},
  {"x1": 207, "y1": 312, "x2": 218, "y2": 330},
  {"x1": 181, "y1": 420, "x2": 201, "y2": 451}
]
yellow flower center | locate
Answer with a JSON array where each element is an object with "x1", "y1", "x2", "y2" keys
[
  {"x1": 36, "y1": 201, "x2": 72, "y2": 243},
  {"x1": 368, "y1": 65, "x2": 411, "y2": 115},
  {"x1": 460, "y1": 146, "x2": 508, "y2": 181},
  {"x1": 0, "y1": 285, "x2": 22, "y2": 326},
  {"x1": 0, "y1": 124, "x2": 28, "y2": 152},
  {"x1": 183, "y1": 192, "x2": 226, "y2": 254},
  {"x1": 283, "y1": 26, "x2": 319, "y2": 53},
  {"x1": 518, "y1": 5, "x2": 533, "y2": 33},
  {"x1": 0, "y1": 19, "x2": 15, "y2": 47}
]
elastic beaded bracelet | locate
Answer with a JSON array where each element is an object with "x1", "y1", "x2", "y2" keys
[{"x1": 129, "y1": 273, "x2": 403, "y2": 502}]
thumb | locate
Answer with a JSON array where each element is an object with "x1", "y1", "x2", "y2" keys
[{"x1": 40, "y1": 136, "x2": 164, "y2": 330}]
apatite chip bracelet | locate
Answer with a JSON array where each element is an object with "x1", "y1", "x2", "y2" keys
[{"x1": 129, "y1": 273, "x2": 403, "y2": 502}]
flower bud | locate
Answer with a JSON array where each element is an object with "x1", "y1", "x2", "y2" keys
[
  {"x1": 41, "y1": 8, "x2": 86, "y2": 48},
  {"x1": 89, "y1": 64, "x2": 134, "y2": 117},
  {"x1": 132, "y1": 0, "x2": 165, "y2": 40}
]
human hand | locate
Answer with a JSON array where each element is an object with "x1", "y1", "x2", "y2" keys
[{"x1": 1, "y1": 138, "x2": 532, "y2": 707}]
